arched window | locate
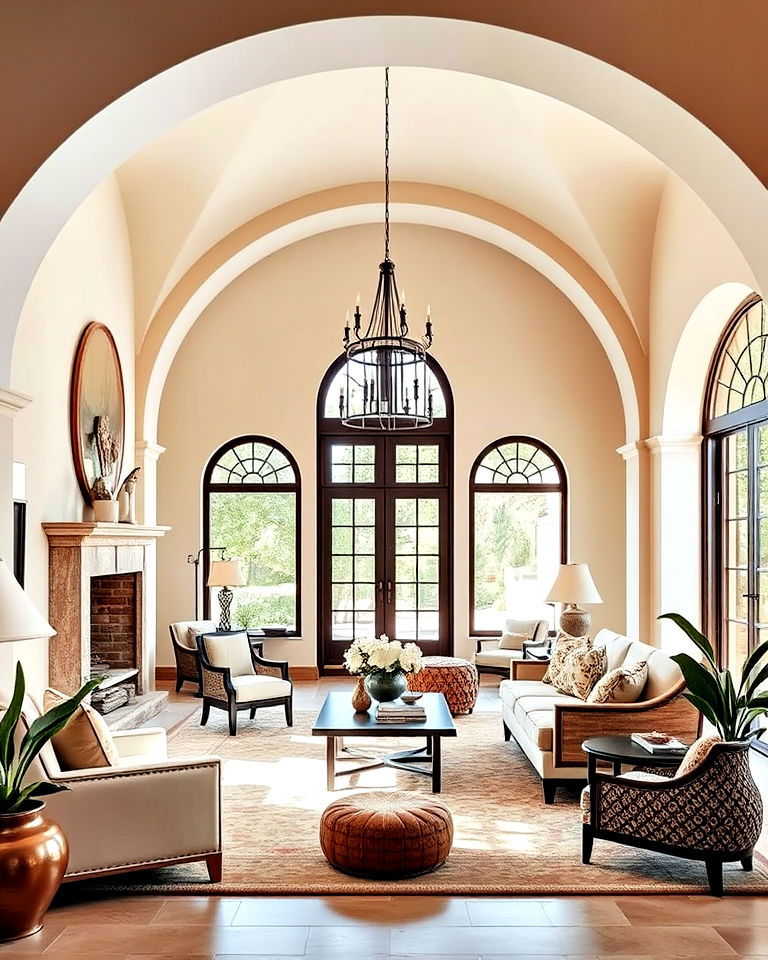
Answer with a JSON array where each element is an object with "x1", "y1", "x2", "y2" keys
[
  {"x1": 470, "y1": 436, "x2": 567, "y2": 635},
  {"x1": 704, "y1": 294, "x2": 765, "y2": 675},
  {"x1": 316, "y1": 354, "x2": 454, "y2": 671},
  {"x1": 203, "y1": 436, "x2": 300, "y2": 635}
]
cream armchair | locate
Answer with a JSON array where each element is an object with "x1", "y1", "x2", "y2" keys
[
  {"x1": 169, "y1": 619, "x2": 216, "y2": 694},
  {"x1": 16, "y1": 697, "x2": 222, "y2": 882},
  {"x1": 198, "y1": 630, "x2": 293, "y2": 735},
  {"x1": 474, "y1": 617, "x2": 549, "y2": 676}
]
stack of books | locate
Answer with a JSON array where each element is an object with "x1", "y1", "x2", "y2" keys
[
  {"x1": 375, "y1": 700, "x2": 427, "y2": 723},
  {"x1": 631, "y1": 731, "x2": 687, "y2": 754}
]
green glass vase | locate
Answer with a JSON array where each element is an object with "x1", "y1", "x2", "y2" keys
[{"x1": 364, "y1": 670, "x2": 407, "y2": 703}]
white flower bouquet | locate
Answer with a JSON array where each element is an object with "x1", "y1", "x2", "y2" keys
[{"x1": 343, "y1": 634, "x2": 423, "y2": 677}]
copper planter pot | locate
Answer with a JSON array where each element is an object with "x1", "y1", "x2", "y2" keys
[{"x1": 0, "y1": 801, "x2": 68, "y2": 941}]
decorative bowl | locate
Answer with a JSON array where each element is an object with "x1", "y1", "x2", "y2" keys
[
  {"x1": 400, "y1": 691, "x2": 423, "y2": 704},
  {"x1": 261, "y1": 625, "x2": 288, "y2": 637}
]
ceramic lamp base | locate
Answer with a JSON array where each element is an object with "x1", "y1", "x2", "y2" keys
[
  {"x1": 217, "y1": 587, "x2": 234, "y2": 631},
  {"x1": 559, "y1": 606, "x2": 591, "y2": 638}
]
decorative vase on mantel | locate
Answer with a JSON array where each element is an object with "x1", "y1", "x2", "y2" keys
[
  {"x1": 93, "y1": 499, "x2": 119, "y2": 523},
  {"x1": 351, "y1": 676, "x2": 372, "y2": 713},
  {"x1": 365, "y1": 670, "x2": 408, "y2": 704}
]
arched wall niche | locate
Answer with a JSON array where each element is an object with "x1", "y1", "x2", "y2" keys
[{"x1": 3, "y1": 16, "x2": 768, "y2": 393}]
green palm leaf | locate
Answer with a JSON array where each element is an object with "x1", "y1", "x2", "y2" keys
[{"x1": 659, "y1": 613, "x2": 717, "y2": 667}]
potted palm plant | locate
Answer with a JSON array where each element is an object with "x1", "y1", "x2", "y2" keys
[
  {"x1": 661, "y1": 612, "x2": 768, "y2": 740},
  {"x1": 661, "y1": 613, "x2": 768, "y2": 852},
  {"x1": 0, "y1": 662, "x2": 101, "y2": 941}
]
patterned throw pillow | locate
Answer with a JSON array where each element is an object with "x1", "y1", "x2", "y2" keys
[
  {"x1": 675, "y1": 734, "x2": 721, "y2": 777},
  {"x1": 587, "y1": 659, "x2": 648, "y2": 704},
  {"x1": 555, "y1": 645, "x2": 607, "y2": 699},
  {"x1": 498, "y1": 632, "x2": 530, "y2": 651},
  {"x1": 43, "y1": 688, "x2": 120, "y2": 771},
  {"x1": 543, "y1": 631, "x2": 591, "y2": 686}
]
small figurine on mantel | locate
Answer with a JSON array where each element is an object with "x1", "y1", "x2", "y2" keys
[{"x1": 117, "y1": 467, "x2": 141, "y2": 524}]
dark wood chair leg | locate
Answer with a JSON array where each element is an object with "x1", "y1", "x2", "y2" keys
[
  {"x1": 581, "y1": 826, "x2": 594, "y2": 864},
  {"x1": 503, "y1": 721, "x2": 511, "y2": 742},
  {"x1": 542, "y1": 780, "x2": 557, "y2": 805},
  {"x1": 742, "y1": 854, "x2": 754, "y2": 871},
  {"x1": 228, "y1": 701, "x2": 238, "y2": 736},
  {"x1": 285, "y1": 699, "x2": 293, "y2": 727},
  {"x1": 200, "y1": 702, "x2": 210, "y2": 726},
  {"x1": 249, "y1": 707, "x2": 256, "y2": 719},
  {"x1": 205, "y1": 852, "x2": 223, "y2": 883},
  {"x1": 175, "y1": 675, "x2": 182, "y2": 693},
  {"x1": 705, "y1": 858, "x2": 724, "y2": 897}
]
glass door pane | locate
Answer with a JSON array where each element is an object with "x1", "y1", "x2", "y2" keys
[
  {"x1": 388, "y1": 493, "x2": 446, "y2": 646},
  {"x1": 724, "y1": 429, "x2": 750, "y2": 673},
  {"x1": 326, "y1": 494, "x2": 381, "y2": 648}
]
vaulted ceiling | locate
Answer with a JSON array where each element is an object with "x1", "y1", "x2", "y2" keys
[{"x1": 116, "y1": 67, "x2": 672, "y2": 347}]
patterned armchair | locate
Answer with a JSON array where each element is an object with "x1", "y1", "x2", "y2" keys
[
  {"x1": 582, "y1": 739, "x2": 763, "y2": 895},
  {"x1": 197, "y1": 631, "x2": 293, "y2": 735},
  {"x1": 169, "y1": 620, "x2": 216, "y2": 694}
]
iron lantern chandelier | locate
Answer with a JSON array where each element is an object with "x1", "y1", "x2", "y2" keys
[{"x1": 338, "y1": 67, "x2": 434, "y2": 430}]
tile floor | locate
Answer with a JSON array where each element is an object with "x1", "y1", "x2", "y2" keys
[{"x1": 3, "y1": 676, "x2": 767, "y2": 959}]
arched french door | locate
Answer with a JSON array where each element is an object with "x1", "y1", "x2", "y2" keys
[
  {"x1": 317, "y1": 355, "x2": 454, "y2": 672},
  {"x1": 703, "y1": 294, "x2": 767, "y2": 675}
]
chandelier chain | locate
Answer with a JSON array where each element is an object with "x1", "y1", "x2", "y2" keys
[{"x1": 384, "y1": 66, "x2": 390, "y2": 260}]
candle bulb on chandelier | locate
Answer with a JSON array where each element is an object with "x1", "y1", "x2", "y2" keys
[{"x1": 343, "y1": 310, "x2": 350, "y2": 345}]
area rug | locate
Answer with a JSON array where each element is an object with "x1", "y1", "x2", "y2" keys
[{"x1": 86, "y1": 707, "x2": 768, "y2": 895}]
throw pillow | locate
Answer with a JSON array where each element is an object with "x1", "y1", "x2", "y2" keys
[
  {"x1": 43, "y1": 688, "x2": 120, "y2": 771},
  {"x1": 543, "y1": 631, "x2": 591, "y2": 685},
  {"x1": 587, "y1": 659, "x2": 648, "y2": 704},
  {"x1": 498, "y1": 631, "x2": 529, "y2": 651},
  {"x1": 555, "y1": 645, "x2": 607, "y2": 699},
  {"x1": 676, "y1": 734, "x2": 721, "y2": 777}
]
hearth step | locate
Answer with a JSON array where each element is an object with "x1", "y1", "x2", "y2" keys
[{"x1": 105, "y1": 690, "x2": 169, "y2": 730}]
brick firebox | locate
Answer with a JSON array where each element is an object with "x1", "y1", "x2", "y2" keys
[{"x1": 90, "y1": 572, "x2": 141, "y2": 671}]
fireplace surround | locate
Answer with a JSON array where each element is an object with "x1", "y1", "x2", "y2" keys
[{"x1": 43, "y1": 522, "x2": 168, "y2": 726}]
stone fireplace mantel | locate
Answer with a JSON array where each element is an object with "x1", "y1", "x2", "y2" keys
[{"x1": 43, "y1": 522, "x2": 169, "y2": 699}]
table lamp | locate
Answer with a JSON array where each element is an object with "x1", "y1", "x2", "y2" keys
[
  {"x1": 0, "y1": 557, "x2": 55, "y2": 643},
  {"x1": 207, "y1": 559, "x2": 244, "y2": 631},
  {"x1": 545, "y1": 562, "x2": 602, "y2": 637}
]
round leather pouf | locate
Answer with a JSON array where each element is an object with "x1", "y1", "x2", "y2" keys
[
  {"x1": 320, "y1": 792, "x2": 453, "y2": 879},
  {"x1": 407, "y1": 656, "x2": 478, "y2": 715}
]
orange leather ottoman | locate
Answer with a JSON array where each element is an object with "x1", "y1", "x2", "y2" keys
[{"x1": 320, "y1": 792, "x2": 453, "y2": 879}]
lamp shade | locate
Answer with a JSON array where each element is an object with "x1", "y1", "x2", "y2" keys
[
  {"x1": 0, "y1": 558, "x2": 55, "y2": 642},
  {"x1": 207, "y1": 559, "x2": 244, "y2": 588},
  {"x1": 545, "y1": 563, "x2": 602, "y2": 605}
]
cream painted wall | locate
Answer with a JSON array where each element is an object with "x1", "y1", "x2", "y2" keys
[
  {"x1": 9, "y1": 176, "x2": 135, "y2": 695},
  {"x1": 649, "y1": 173, "x2": 757, "y2": 436},
  {"x1": 156, "y1": 223, "x2": 625, "y2": 668}
]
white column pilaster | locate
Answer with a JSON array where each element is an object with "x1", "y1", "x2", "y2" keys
[
  {"x1": 617, "y1": 440, "x2": 651, "y2": 642},
  {"x1": 135, "y1": 440, "x2": 166, "y2": 526},
  {"x1": 646, "y1": 435, "x2": 703, "y2": 650}
]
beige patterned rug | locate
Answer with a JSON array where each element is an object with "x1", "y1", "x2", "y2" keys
[{"x1": 86, "y1": 708, "x2": 768, "y2": 895}]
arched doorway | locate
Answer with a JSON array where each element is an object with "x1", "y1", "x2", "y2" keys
[
  {"x1": 316, "y1": 353, "x2": 454, "y2": 672},
  {"x1": 703, "y1": 293, "x2": 765, "y2": 673}
]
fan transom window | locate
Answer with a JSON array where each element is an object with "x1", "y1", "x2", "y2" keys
[
  {"x1": 209, "y1": 440, "x2": 296, "y2": 485},
  {"x1": 710, "y1": 298, "x2": 768, "y2": 420}
]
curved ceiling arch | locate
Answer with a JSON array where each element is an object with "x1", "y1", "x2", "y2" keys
[
  {"x1": 138, "y1": 189, "x2": 643, "y2": 445},
  {"x1": 1, "y1": 16, "x2": 766, "y2": 390}
]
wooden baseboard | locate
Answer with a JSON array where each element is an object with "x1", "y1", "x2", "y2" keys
[
  {"x1": 290, "y1": 666, "x2": 319, "y2": 680},
  {"x1": 156, "y1": 665, "x2": 319, "y2": 682}
]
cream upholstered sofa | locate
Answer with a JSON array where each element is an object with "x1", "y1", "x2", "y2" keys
[
  {"x1": 500, "y1": 628, "x2": 701, "y2": 803},
  {"x1": 14, "y1": 695, "x2": 222, "y2": 881},
  {"x1": 474, "y1": 617, "x2": 549, "y2": 676}
]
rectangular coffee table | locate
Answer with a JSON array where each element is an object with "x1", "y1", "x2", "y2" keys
[{"x1": 311, "y1": 692, "x2": 457, "y2": 793}]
